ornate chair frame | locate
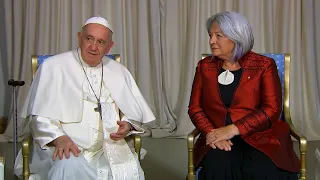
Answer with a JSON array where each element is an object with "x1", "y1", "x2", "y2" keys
[{"x1": 187, "y1": 53, "x2": 308, "y2": 180}]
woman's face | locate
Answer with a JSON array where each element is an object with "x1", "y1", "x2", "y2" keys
[{"x1": 209, "y1": 22, "x2": 235, "y2": 61}]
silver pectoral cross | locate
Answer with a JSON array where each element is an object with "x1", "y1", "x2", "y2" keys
[{"x1": 94, "y1": 102, "x2": 102, "y2": 116}]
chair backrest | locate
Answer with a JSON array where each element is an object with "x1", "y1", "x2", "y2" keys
[
  {"x1": 201, "y1": 53, "x2": 292, "y2": 124},
  {"x1": 31, "y1": 54, "x2": 120, "y2": 77}
]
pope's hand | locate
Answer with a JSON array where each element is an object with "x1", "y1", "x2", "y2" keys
[
  {"x1": 52, "y1": 135, "x2": 81, "y2": 160},
  {"x1": 110, "y1": 121, "x2": 132, "y2": 141}
]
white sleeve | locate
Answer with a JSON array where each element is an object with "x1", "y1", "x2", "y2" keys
[
  {"x1": 120, "y1": 113, "x2": 144, "y2": 136},
  {"x1": 29, "y1": 115, "x2": 66, "y2": 149}
]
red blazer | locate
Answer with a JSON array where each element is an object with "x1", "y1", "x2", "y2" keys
[{"x1": 188, "y1": 51, "x2": 300, "y2": 172}]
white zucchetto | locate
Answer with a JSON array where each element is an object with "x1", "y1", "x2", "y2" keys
[{"x1": 84, "y1": 16, "x2": 113, "y2": 32}]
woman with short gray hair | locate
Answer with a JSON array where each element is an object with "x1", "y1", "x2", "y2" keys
[{"x1": 188, "y1": 11, "x2": 299, "y2": 180}]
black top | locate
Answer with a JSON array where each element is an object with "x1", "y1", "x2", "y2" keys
[{"x1": 218, "y1": 68, "x2": 243, "y2": 125}]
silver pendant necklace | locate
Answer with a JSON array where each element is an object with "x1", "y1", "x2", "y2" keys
[{"x1": 218, "y1": 69, "x2": 234, "y2": 85}]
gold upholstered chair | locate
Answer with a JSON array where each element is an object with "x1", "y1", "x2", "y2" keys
[
  {"x1": 21, "y1": 54, "x2": 142, "y2": 180},
  {"x1": 187, "y1": 53, "x2": 308, "y2": 180}
]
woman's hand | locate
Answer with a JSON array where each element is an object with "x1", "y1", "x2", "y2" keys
[
  {"x1": 206, "y1": 131, "x2": 217, "y2": 145},
  {"x1": 209, "y1": 140, "x2": 233, "y2": 151},
  {"x1": 206, "y1": 124, "x2": 240, "y2": 145}
]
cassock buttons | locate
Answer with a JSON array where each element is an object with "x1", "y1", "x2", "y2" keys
[{"x1": 248, "y1": 76, "x2": 251, "y2": 79}]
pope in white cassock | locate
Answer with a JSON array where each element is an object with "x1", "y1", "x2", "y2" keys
[{"x1": 14, "y1": 16, "x2": 155, "y2": 180}]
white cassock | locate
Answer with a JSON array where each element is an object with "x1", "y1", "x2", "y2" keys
[{"x1": 14, "y1": 49, "x2": 156, "y2": 180}]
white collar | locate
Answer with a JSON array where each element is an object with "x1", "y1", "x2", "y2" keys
[{"x1": 77, "y1": 48, "x2": 103, "y2": 69}]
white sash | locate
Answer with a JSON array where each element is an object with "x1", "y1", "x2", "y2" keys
[{"x1": 101, "y1": 102, "x2": 139, "y2": 180}]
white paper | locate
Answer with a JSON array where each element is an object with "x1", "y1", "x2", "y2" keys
[
  {"x1": 315, "y1": 149, "x2": 320, "y2": 180},
  {"x1": 0, "y1": 157, "x2": 4, "y2": 180}
]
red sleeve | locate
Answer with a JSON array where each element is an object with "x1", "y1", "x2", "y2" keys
[
  {"x1": 188, "y1": 62, "x2": 215, "y2": 135},
  {"x1": 234, "y1": 59, "x2": 282, "y2": 137}
]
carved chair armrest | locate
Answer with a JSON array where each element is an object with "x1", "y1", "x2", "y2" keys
[
  {"x1": 187, "y1": 129, "x2": 200, "y2": 180},
  {"x1": 132, "y1": 134, "x2": 142, "y2": 160},
  {"x1": 288, "y1": 122, "x2": 307, "y2": 180},
  {"x1": 22, "y1": 134, "x2": 33, "y2": 180}
]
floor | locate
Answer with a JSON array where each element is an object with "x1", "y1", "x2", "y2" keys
[{"x1": 0, "y1": 138, "x2": 319, "y2": 180}]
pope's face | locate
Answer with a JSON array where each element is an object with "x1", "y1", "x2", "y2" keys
[{"x1": 78, "y1": 23, "x2": 114, "y2": 66}]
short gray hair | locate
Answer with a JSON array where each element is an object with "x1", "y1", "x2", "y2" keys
[{"x1": 206, "y1": 11, "x2": 254, "y2": 61}]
